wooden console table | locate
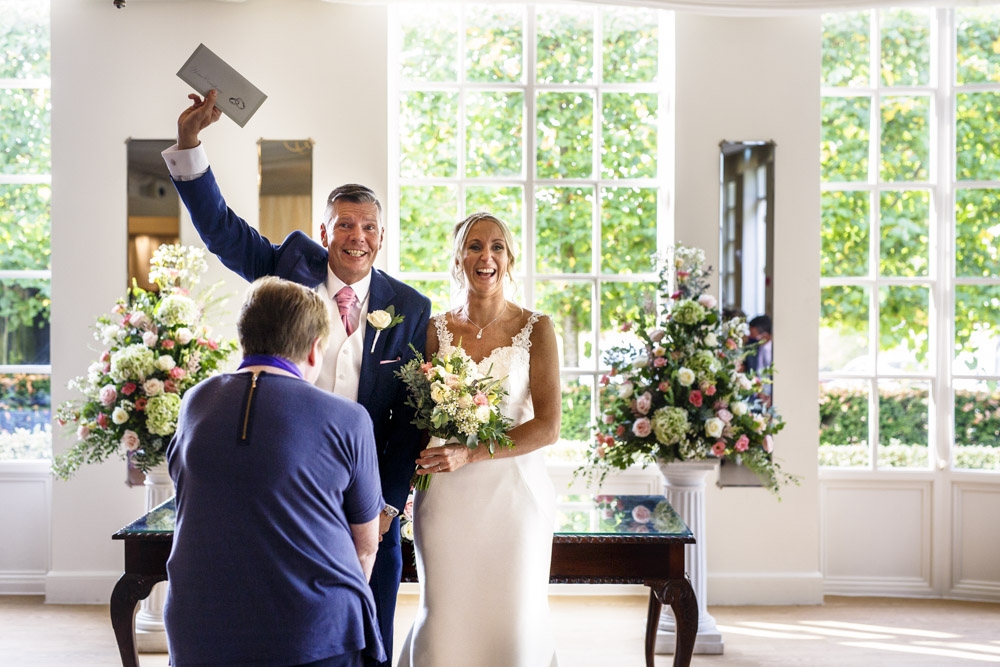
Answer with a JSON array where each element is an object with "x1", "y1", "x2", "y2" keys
[{"x1": 111, "y1": 494, "x2": 697, "y2": 667}]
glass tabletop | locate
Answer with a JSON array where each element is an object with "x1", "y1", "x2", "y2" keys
[
  {"x1": 555, "y1": 495, "x2": 692, "y2": 538},
  {"x1": 116, "y1": 494, "x2": 691, "y2": 540}
]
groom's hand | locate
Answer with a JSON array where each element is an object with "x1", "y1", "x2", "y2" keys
[{"x1": 178, "y1": 89, "x2": 222, "y2": 150}]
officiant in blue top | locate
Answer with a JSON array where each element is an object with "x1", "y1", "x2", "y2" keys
[{"x1": 162, "y1": 89, "x2": 431, "y2": 667}]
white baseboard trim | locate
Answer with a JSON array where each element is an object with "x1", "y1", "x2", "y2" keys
[
  {"x1": 708, "y1": 571, "x2": 825, "y2": 605},
  {"x1": 823, "y1": 575, "x2": 934, "y2": 599},
  {"x1": 0, "y1": 571, "x2": 47, "y2": 595},
  {"x1": 45, "y1": 571, "x2": 120, "y2": 604},
  {"x1": 949, "y1": 579, "x2": 1000, "y2": 603}
]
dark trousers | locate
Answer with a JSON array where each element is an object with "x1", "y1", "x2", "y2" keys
[
  {"x1": 299, "y1": 650, "x2": 362, "y2": 667},
  {"x1": 365, "y1": 537, "x2": 403, "y2": 667}
]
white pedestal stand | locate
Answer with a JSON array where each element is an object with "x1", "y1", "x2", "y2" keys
[
  {"x1": 655, "y1": 459, "x2": 724, "y2": 655},
  {"x1": 135, "y1": 463, "x2": 172, "y2": 653}
]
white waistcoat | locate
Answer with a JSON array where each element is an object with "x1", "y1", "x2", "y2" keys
[{"x1": 315, "y1": 282, "x2": 368, "y2": 401}]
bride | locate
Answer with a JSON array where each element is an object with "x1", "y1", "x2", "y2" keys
[{"x1": 396, "y1": 212, "x2": 561, "y2": 667}]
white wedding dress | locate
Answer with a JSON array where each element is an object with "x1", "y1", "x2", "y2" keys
[{"x1": 397, "y1": 312, "x2": 558, "y2": 667}]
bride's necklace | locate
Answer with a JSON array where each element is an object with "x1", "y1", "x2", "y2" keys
[{"x1": 464, "y1": 303, "x2": 506, "y2": 339}]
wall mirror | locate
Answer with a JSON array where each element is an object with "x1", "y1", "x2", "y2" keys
[
  {"x1": 258, "y1": 139, "x2": 313, "y2": 242},
  {"x1": 126, "y1": 139, "x2": 180, "y2": 291},
  {"x1": 718, "y1": 139, "x2": 775, "y2": 488}
]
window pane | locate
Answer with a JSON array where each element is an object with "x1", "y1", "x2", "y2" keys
[
  {"x1": 819, "y1": 379, "x2": 870, "y2": 467},
  {"x1": 880, "y1": 9, "x2": 930, "y2": 87},
  {"x1": 399, "y1": 185, "x2": 458, "y2": 272},
  {"x1": 560, "y1": 375, "x2": 594, "y2": 445},
  {"x1": 0, "y1": 183, "x2": 50, "y2": 270},
  {"x1": 601, "y1": 92, "x2": 657, "y2": 179},
  {"x1": 0, "y1": 87, "x2": 50, "y2": 174},
  {"x1": 465, "y1": 5, "x2": 522, "y2": 83},
  {"x1": 878, "y1": 380, "x2": 929, "y2": 468},
  {"x1": 954, "y1": 285, "x2": 1000, "y2": 376},
  {"x1": 880, "y1": 95, "x2": 929, "y2": 182},
  {"x1": 465, "y1": 185, "x2": 523, "y2": 242},
  {"x1": 821, "y1": 96, "x2": 870, "y2": 182},
  {"x1": 822, "y1": 12, "x2": 870, "y2": 87},
  {"x1": 956, "y1": 92, "x2": 1000, "y2": 182},
  {"x1": 955, "y1": 189, "x2": 1000, "y2": 278},
  {"x1": 406, "y1": 279, "x2": 452, "y2": 316},
  {"x1": 399, "y1": 91, "x2": 458, "y2": 178},
  {"x1": 0, "y1": 373, "x2": 50, "y2": 461},
  {"x1": 0, "y1": 0, "x2": 49, "y2": 79},
  {"x1": 398, "y1": 6, "x2": 458, "y2": 82},
  {"x1": 600, "y1": 187, "x2": 656, "y2": 274},
  {"x1": 536, "y1": 91, "x2": 594, "y2": 179},
  {"x1": 821, "y1": 190, "x2": 869, "y2": 278},
  {"x1": 465, "y1": 91, "x2": 523, "y2": 178},
  {"x1": 536, "y1": 186, "x2": 593, "y2": 274},
  {"x1": 954, "y1": 380, "x2": 1000, "y2": 471},
  {"x1": 599, "y1": 281, "x2": 654, "y2": 362},
  {"x1": 878, "y1": 285, "x2": 929, "y2": 372},
  {"x1": 0, "y1": 278, "x2": 49, "y2": 365},
  {"x1": 879, "y1": 190, "x2": 929, "y2": 277},
  {"x1": 536, "y1": 280, "x2": 594, "y2": 369},
  {"x1": 536, "y1": 7, "x2": 593, "y2": 84},
  {"x1": 601, "y1": 7, "x2": 658, "y2": 84},
  {"x1": 955, "y1": 7, "x2": 1000, "y2": 85},
  {"x1": 820, "y1": 285, "x2": 870, "y2": 373}
]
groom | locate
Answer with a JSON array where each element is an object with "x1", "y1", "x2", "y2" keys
[{"x1": 162, "y1": 89, "x2": 430, "y2": 666}]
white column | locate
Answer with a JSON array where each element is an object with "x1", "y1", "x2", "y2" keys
[
  {"x1": 655, "y1": 460, "x2": 724, "y2": 655},
  {"x1": 135, "y1": 463, "x2": 172, "y2": 653}
]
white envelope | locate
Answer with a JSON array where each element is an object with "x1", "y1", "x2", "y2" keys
[{"x1": 177, "y1": 43, "x2": 267, "y2": 128}]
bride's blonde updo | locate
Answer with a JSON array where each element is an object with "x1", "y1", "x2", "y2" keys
[{"x1": 452, "y1": 211, "x2": 518, "y2": 290}]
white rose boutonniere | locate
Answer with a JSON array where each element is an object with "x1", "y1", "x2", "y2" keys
[{"x1": 367, "y1": 305, "x2": 405, "y2": 353}]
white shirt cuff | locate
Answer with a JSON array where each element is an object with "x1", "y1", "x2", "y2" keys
[{"x1": 161, "y1": 143, "x2": 210, "y2": 181}]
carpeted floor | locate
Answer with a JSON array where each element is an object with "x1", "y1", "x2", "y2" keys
[{"x1": 1, "y1": 593, "x2": 998, "y2": 666}]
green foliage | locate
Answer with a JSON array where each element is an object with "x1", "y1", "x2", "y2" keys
[
  {"x1": 465, "y1": 91, "x2": 522, "y2": 177},
  {"x1": 879, "y1": 190, "x2": 928, "y2": 277},
  {"x1": 536, "y1": 91, "x2": 593, "y2": 179},
  {"x1": 820, "y1": 190, "x2": 869, "y2": 278},
  {"x1": 956, "y1": 92, "x2": 1000, "y2": 181},
  {"x1": 0, "y1": 0, "x2": 50, "y2": 80},
  {"x1": 880, "y1": 95, "x2": 929, "y2": 182},
  {"x1": 536, "y1": 8, "x2": 593, "y2": 84},
  {"x1": 601, "y1": 7, "x2": 658, "y2": 84},
  {"x1": 955, "y1": 8, "x2": 1000, "y2": 85},
  {"x1": 601, "y1": 93, "x2": 657, "y2": 179},
  {"x1": 821, "y1": 96, "x2": 870, "y2": 182},
  {"x1": 822, "y1": 12, "x2": 870, "y2": 86},
  {"x1": 465, "y1": 6, "x2": 522, "y2": 83},
  {"x1": 560, "y1": 379, "x2": 592, "y2": 441},
  {"x1": 879, "y1": 9, "x2": 930, "y2": 87}
]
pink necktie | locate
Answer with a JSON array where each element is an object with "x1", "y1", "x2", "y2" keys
[{"x1": 335, "y1": 286, "x2": 356, "y2": 336}]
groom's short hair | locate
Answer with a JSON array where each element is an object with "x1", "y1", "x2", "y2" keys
[{"x1": 324, "y1": 183, "x2": 383, "y2": 226}]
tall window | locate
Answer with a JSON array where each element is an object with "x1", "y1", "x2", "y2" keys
[
  {"x1": 820, "y1": 8, "x2": 1000, "y2": 472},
  {"x1": 0, "y1": 0, "x2": 51, "y2": 461},
  {"x1": 390, "y1": 4, "x2": 669, "y2": 455}
]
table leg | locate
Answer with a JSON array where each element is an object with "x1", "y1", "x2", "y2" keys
[
  {"x1": 110, "y1": 572, "x2": 166, "y2": 667},
  {"x1": 647, "y1": 577, "x2": 698, "y2": 667}
]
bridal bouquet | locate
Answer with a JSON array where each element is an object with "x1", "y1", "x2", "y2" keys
[
  {"x1": 396, "y1": 344, "x2": 514, "y2": 490},
  {"x1": 53, "y1": 245, "x2": 237, "y2": 479},
  {"x1": 576, "y1": 245, "x2": 795, "y2": 497}
]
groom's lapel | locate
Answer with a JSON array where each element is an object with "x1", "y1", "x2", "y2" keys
[{"x1": 357, "y1": 270, "x2": 397, "y2": 408}]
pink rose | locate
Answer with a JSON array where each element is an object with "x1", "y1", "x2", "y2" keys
[
  {"x1": 717, "y1": 409, "x2": 733, "y2": 423},
  {"x1": 473, "y1": 391, "x2": 488, "y2": 407},
  {"x1": 142, "y1": 331, "x2": 158, "y2": 347},
  {"x1": 725, "y1": 338, "x2": 738, "y2": 350},
  {"x1": 631, "y1": 505, "x2": 652, "y2": 523},
  {"x1": 100, "y1": 350, "x2": 111, "y2": 362},
  {"x1": 629, "y1": 524, "x2": 650, "y2": 533},
  {"x1": 96, "y1": 413, "x2": 110, "y2": 429},
  {"x1": 711, "y1": 441, "x2": 727, "y2": 457},
  {"x1": 703, "y1": 384, "x2": 717, "y2": 396},
  {"x1": 635, "y1": 392, "x2": 652, "y2": 415},
  {"x1": 632, "y1": 417, "x2": 652, "y2": 438},
  {"x1": 199, "y1": 338, "x2": 219, "y2": 351},
  {"x1": 161, "y1": 339, "x2": 176, "y2": 350},
  {"x1": 688, "y1": 390, "x2": 703, "y2": 407},
  {"x1": 120, "y1": 430, "x2": 140, "y2": 452},
  {"x1": 76, "y1": 425, "x2": 90, "y2": 440},
  {"x1": 735, "y1": 434, "x2": 750, "y2": 452},
  {"x1": 616, "y1": 425, "x2": 626, "y2": 437},
  {"x1": 420, "y1": 362, "x2": 433, "y2": 374},
  {"x1": 163, "y1": 379, "x2": 178, "y2": 393},
  {"x1": 653, "y1": 357, "x2": 667, "y2": 368},
  {"x1": 99, "y1": 384, "x2": 117, "y2": 407},
  {"x1": 620, "y1": 322, "x2": 632, "y2": 332},
  {"x1": 121, "y1": 382, "x2": 137, "y2": 396},
  {"x1": 764, "y1": 434, "x2": 774, "y2": 453},
  {"x1": 600, "y1": 374, "x2": 610, "y2": 386},
  {"x1": 134, "y1": 397, "x2": 147, "y2": 411},
  {"x1": 698, "y1": 294, "x2": 717, "y2": 309},
  {"x1": 658, "y1": 381, "x2": 670, "y2": 392},
  {"x1": 602, "y1": 413, "x2": 615, "y2": 425},
  {"x1": 403, "y1": 498, "x2": 414, "y2": 520},
  {"x1": 169, "y1": 367, "x2": 187, "y2": 379}
]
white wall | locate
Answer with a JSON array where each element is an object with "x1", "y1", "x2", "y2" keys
[
  {"x1": 674, "y1": 13, "x2": 823, "y2": 605},
  {"x1": 49, "y1": 0, "x2": 388, "y2": 602},
  {"x1": 48, "y1": 1, "x2": 822, "y2": 605}
]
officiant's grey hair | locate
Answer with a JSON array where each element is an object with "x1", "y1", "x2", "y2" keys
[{"x1": 452, "y1": 212, "x2": 517, "y2": 289}]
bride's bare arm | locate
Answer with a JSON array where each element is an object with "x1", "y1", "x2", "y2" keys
[{"x1": 417, "y1": 314, "x2": 561, "y2": 473}]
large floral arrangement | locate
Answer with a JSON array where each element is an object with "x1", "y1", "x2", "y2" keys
[
  {"x1": 396, "y1": 344, "x2": 514, "y2": 490},
  {"x1": 53, "y1": 245, "x2": 237, "y2": 479},
  {"x1": 576, "y1": 245, "x2": 795, "y2": 497}
]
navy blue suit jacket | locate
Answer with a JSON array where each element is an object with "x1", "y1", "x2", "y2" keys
[{"x1": 172, "y1": 169, "x2": 430, "y2": 530}]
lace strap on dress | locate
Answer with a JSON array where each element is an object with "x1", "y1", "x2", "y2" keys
[
  {"x1": 512, "y1": 311, "x2": 544, "y2": 350},
  {"x1": 432, "y1": 313, "x2": 453, "y2": 349}
]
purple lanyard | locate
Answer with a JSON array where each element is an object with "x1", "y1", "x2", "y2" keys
[{"x1": 237, "y1": 354, "x2": 303, "y2": 379}]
